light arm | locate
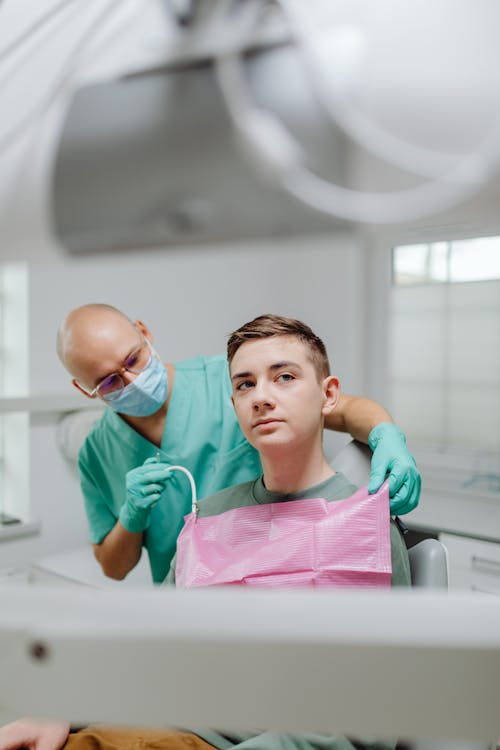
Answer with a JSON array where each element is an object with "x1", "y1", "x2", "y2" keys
[
  {"x1": 93, "y1": 523, "x2": 143, "y2": 581},
  {"x1": 324, "y1": 392, "x2": 393, "y2": 443}
]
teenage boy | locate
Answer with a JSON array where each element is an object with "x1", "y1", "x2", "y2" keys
[{"x1": 167, "y1": 314, "x2": 410, "y2": 592}]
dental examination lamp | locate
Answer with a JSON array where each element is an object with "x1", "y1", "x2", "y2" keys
[
  {"x1": 0, "y1": 585, "x2": 499, "y2": 747},
  {"x1": 50, "y1": 0, "x2": 500, "y2": 253}
]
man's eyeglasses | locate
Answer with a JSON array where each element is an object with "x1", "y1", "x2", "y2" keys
[{"x1": 81, "y1": 338, "x2": 153, "y2": 400}]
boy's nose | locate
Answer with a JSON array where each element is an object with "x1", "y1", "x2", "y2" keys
[{"x1": 252, "y1": 384, "x2": 275, "y2": 410}]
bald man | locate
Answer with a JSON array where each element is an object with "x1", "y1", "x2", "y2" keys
[{"x1": 57, "y1": 304, "x2": 420, "y2": 583}]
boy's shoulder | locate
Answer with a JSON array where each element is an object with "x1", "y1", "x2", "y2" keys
[{"x1": 197, "y1": 479, "x2": 256, "y2": 518}]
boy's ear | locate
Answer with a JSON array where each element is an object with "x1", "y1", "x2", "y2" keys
[{"x1": 321, "y1": 375, "x2": 340, "y2": 415}]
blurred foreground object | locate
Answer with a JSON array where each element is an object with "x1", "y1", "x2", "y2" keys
[{"x1": 0, "y1": 584, "x2": 499, "y2": 744}]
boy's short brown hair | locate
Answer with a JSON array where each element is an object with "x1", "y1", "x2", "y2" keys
[{"x1": 227, "y1": 314, "x2": 330, "y2": 381}]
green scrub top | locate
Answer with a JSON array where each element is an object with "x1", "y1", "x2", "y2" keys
[{"x1": 78, "y1": 355, "x2": 262, "y2": 583}]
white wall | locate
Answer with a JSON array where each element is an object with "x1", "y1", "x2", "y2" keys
[{"x1": 0, "y1": 232, "x2": 366, "y2": 570}]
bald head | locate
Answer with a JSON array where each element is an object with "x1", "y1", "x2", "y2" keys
[{"x1": 57, "y1": 304, "x2": 149, "y2": 389}]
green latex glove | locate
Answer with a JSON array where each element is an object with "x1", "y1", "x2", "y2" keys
[
  {"x1": 367, "y1": 423, "x2": 421, "y2": 515},
  {"x1": 119, "y1": 457, "x2": 172, "y2": 533}
]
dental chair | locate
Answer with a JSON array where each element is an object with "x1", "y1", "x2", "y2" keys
[
  {"x1": 333, "y1": 439, "x2": 448, "y2": 589},
  {"x1": 332, "y1": 440, "x2": 492, "y2": 750}
]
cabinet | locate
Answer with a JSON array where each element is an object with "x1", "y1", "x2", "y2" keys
[{"x1": 439, "y1": 532, "x2": 500, "y2": 596}]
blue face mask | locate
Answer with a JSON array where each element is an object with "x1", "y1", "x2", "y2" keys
[{"x1": 103, "y1": 353, "x2": 168, "y2": 417}]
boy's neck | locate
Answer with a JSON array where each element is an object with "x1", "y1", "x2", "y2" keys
[{"x1": 260, "y1": 440, "x2": 335, "y2": 495}]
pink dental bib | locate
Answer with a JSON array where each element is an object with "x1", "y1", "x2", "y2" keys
[{"x1": 175, "y1": 483, "x2": 392, "y2": 589}]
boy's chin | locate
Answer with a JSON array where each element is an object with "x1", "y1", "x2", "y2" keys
[{"x1": 252, "y1": 433, "x2": 296, "y2": 451}]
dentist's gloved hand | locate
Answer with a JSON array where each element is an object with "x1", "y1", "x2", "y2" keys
[
  {"x1": 367, "y1": 422, "x2": 421, "y2": 516},
  {"x1": 119, "y1": 457, "x2": 172, "y2": 533}
]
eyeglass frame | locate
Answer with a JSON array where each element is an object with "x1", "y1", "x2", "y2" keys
[{"x1": 77, "y1": 334, "x2": 155, "y2": 400}]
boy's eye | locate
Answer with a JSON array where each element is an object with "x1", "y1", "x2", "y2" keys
[
  {"x1": 236, "y1": 380, "x2": 254, "y2": 391},
  {"x1": 277, "y1": 373, "x2": 294, "y2": 383}
]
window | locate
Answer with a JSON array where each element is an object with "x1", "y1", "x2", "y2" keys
[
  {"x1": 389, "y1": 237, "x2": 500, "y2": 452},
  {"x1": 393, "y1": 237, "x2": 500, "y2": 286},
  {"x1": 0, "y1": 263, "x2": 29, "y2": 527}
]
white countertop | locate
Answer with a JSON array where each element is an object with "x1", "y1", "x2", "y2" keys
[{"x1": 405, "y1": 487, "x2": 500, "y2": 543}]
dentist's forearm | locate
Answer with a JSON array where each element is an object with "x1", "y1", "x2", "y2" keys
[
  {"x1": 324, "y1": 393, "x2": 393, "y2": 444},
  {"x1": 93, "y1": 521, "x2": 143, "y2": 580}
]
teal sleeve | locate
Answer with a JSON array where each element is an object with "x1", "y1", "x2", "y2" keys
[{"x1": 78, "y1": 445, "x2": 118, "y2": 544}]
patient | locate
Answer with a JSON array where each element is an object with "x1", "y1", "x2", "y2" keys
[
  {"x1": 0, "y1": 315, "x2": 410, "y2": 750},
  {"x1": 166, "y1": 313, "x2": 409, "y2": 589}
]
